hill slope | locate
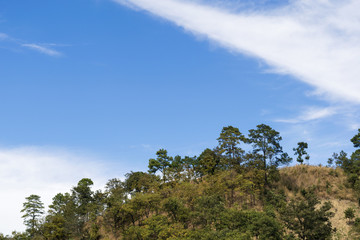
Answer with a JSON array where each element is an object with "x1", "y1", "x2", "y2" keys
[{"x1": 278, "y1": 165, "x2": 359, "y2": 239}]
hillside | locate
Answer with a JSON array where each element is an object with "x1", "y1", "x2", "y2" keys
[
  {"x1": 1, "y1": 125, "x2": 360, "y2": 240},
  {"x1": 278, "y1": 165, "x2": 360, "y2": 239}
]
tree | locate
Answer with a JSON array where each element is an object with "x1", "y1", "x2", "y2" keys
[
  {"x1": 350, "y1": 129, "x2": 360, "y2": 175},
  {"x1": 148, "y1": 149, "x2": 172, "y2": 183},
  {"x1": 169, "y1": 155, "x2": 185, "y2": 181},
  {"x1": 293, "y1": 142, "x2": 310, "y2": 165},
  {"x1": 344, "y1": 207, "x2": 355, "y2": 224},
  {"x1": 330, "y1": 151, "x2": 350, "y2": 169},
  {"x1": 333, "y1": 130, "x2": 360, "y2": 191},
  {"x1": 103, "y1": 179, "x2": 127, "y2": 237},
  {"x1": 351, "y1": 129, "x2": 360, "y2": 148},
  {"x1": 163, "y1": 197, "x2": 189, "y2": 223},
  {"x1": 281, "y1": 189, "x2": 334, "y2": 240},
  {"x1": 181, "y1": 155, "x2": 198, "y2": 180},
  {"x1": 72, "y1": 178, "x2": 94, "y2": 217},
  {"x1": 216, "y1": 126, "x2": 245, "y2": 170},
  {"x1": 327, "y1": 157, "x2": 334, "y2": 168},
  {"x1": 248, "y1": 124, "x2": 292, "y2": 185},
  {"x1": 45, "y1": 192, "x2": 77, "y2": 239},
  {"x1": 21, "y1": 194, "x2": 44, "y2": 237},
  {"x1": 196, "y1": 148, "x2": 220, "y2": 176},
  {"x1": 43, "y1": 214, "x2": 67, "y2": 240},
  {"x1": 71, "y1": 178, "x2": 95, "y2": 237},
  {"x1": 125, "y1": 171, "x2": 159, "y2": 194}
]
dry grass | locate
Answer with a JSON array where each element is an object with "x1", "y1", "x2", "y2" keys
[
  {"x1": 327, "y1": 199, "x2": 360, "y2": 239},
  {"x1": 278, "y1": 165, "x2": 360, "y2": 239},
  {"x1": 278, "y1": 164, "x2": 355, "y2": 201}
]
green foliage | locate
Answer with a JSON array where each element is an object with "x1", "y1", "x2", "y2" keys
[
  {"x1": 72, "y1": 178, "x2": 94, "y2": 218},
  {"x1": 344, "y1": 207, "x2": 355, "y2": 223},
  {"x1": 280, "y1": 189, "x2": 334, "y2": 240},
  {"x1": 9, "y1": 231, "x2": 30, "y2": 240},
  {"x1": 248, "y1": 124, "x2": 292, "y2": 185},
  {"x1": 216, "y1": 126, "x2": 245, "y2": 170},
  {"x1": 293, "y1": 142, "x2": 310, "y2": 164},
  {"x1": 162, "y1": 197, "x2": 189, "y2": 223},
  {"x1": 125, "y1": 171, "x2": 160, "y2": 194},
  {"x1": 148, "y1": 149, "x2": 173, "y2": 182},
  {"x1": 103, "y1": 178, "x2": 127, "y2": 235},
  {"x1": 42, "y1": 214, "x2": 68, "y2": 240},
  {"x1": 196, "y1": 148, "x2": 219, "y2": 176},
  {"x1": 248, "y1": 212, "x2": 283, "y2": 240},
  {"x1": 218, "y1": 209, "x2": 284, "y2": 240},
  {"x1": 21, "y1": 194, "x2": 44, "y2": 237},
  {"x1": 335, "y1": 129, "x2": 360, "y2": 195},
  {"x1": 351, "y1": 129, "x2": 360, "y2": 148},
  {"x1": 12, "y1": 124, "x2": 360, "y2": 240}
]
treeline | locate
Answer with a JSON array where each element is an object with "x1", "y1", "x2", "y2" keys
[{"x1": 1, "y1": 124, "x2": 360, "y2": 240}]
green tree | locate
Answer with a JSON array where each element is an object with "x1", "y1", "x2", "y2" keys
[
  {"x1": 330, "y1": 151, "x2": 350, "y2": 169},
  {"x1": 72, "y1": 178, "x2": 94, "y2": 218},
  {"x1": 281, "y1": 189, "x2": 334, "y2": 240},
  {"x1": 333, "y1": 131, "x2": 360, "y2": 192},
  {"x1": 49, "y1": 192, "x2": 78, "y2": 238},
  {"x1": 293, "y1": 142, "x2": 310, "y2": 165},
  {"x1": 248, "y1": 124, "x2": 291, "y2": 185},
  {"x1": 125, "y1": 171, "x2": 160, "y2": 195},
  {"x1": 148, "y1": 149, "x2": 172, "y2": 183},
  {"x1": 344, "y1": 207, "x2": 355, "y2": 224},
  {"x1": 43, "y1": 214, "x2": 67, "y2": 240},
  {"x1": 217, "y1": 126, "x2": 245, "y2": 170},
  {"x1": 249, "y1": 211, "x2": 284, "y2": 240},
  {"x1": 169, "y1": 155, "x2": 185, "y2": 181},
  {"x1": 9, "y1": 231, "x2": 29, "y2": 240},
  {"x1": 103, "y1": 179, "x2": 127, "y2": 237},
  {"x1": 193, "y1": 195, "x2": 225, "y2": 228},
  {"x1": 196, "y1": 148, "x2": 219, "y2": 176},
  {"x1": 21, "y1": 194, "x2": 44, "y2": 237},
  {"x1": 71, "y1": 178, "x2": 95, "y2": 237},
  {"x1": 48, "y1": 193, "x2": 72, "y2": 216},
  {"x1": 350, "y1": 129, "x2": 360, "y2": 178},
  {"x1": 351, "y1": 129, "x2": 360, "y2": 148},
  {"x1": 43, "y1": 192, "x2": 76, "y2": 239},
  {"x1": 181, "y1": 155, "x2": 198, "y2": 180},
  {"x1": 163, "y1": 197, "x2": 189, "y2": 224}
]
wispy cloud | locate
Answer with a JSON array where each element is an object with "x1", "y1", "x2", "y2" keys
[
  {"x1": 0, "y1": 32, "x2": 9, "y2": 40},
  {"x1": 22, "y1": 43, "x2": 62, "y2": 56},
  {"x1": 0, "y1": 146, "x2": 108, "y2": 235},
  {"x1": 275, "y1": 106, "x2": 337, "y2": 124},
  {"x1": 0, "y1": 32, "x2": 63, "y2": 56},
  {"x1": 113, "y1": 0, "x2": 360, "y2": 104}
]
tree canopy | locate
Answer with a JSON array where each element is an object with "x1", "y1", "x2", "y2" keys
[{"x1": 8, "y1": 124, "x2": 360, "y2": 240}]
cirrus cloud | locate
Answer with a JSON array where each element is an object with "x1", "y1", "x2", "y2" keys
[
  {"x1": 113, "y1": 0, "x2": 360, "y2": 104},
  {"x1": 21, "y1": 43, "x2": 62, "y2": 56},
  {"x1": 0, "y1": 32, "x2": 63, "y2": 57}
]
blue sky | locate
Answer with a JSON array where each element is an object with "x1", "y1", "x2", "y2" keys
[{"x1": 1, "y1": 0, "x2": 360, "y2": 234}]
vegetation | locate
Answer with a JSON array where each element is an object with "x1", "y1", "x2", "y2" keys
[
  {"x1": 293, "y1": 142, "x2": 310, "y2": 165},
  {"x1": 2, "y1": 124, "x2": 360, "y2": 239},
  {"x1": 345, "y1": 207, "x2": 355, "y2": 224}
]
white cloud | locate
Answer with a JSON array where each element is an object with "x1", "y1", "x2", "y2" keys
[
  {"x1": 113, "y1": 0, "x2": 360, "y2": 103},
  {"x1": 0, "y1": 33, "x2": 8, "y2": 40},
  {"x1": 21, "y1": 43, "x2": 62, "y2": 56},
  {"x1": 276, "y1": 106, "x2": 337, "y2": 123},
  {"x1": 0, "y1": 146, "x2": 108, "y2": 235},
  {"x1": 0, "y1": 32, "x2": 63, "y2": 57}
]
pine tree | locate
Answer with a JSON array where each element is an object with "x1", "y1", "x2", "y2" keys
[
  {"x1": 21, "y1": 194, "x2": 44, "y2": 237},
  {"x1": 293, "y1": 142, "x2": 310, "y2": 165}
]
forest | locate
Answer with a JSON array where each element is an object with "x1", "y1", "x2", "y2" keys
[{"x1": 1, "y1": 124, "x2": 360, "y2": 240}]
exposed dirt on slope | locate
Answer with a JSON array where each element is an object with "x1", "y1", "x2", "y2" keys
[{"x1": 279, "y1": 165, "x2": 360, "y2": 239}]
